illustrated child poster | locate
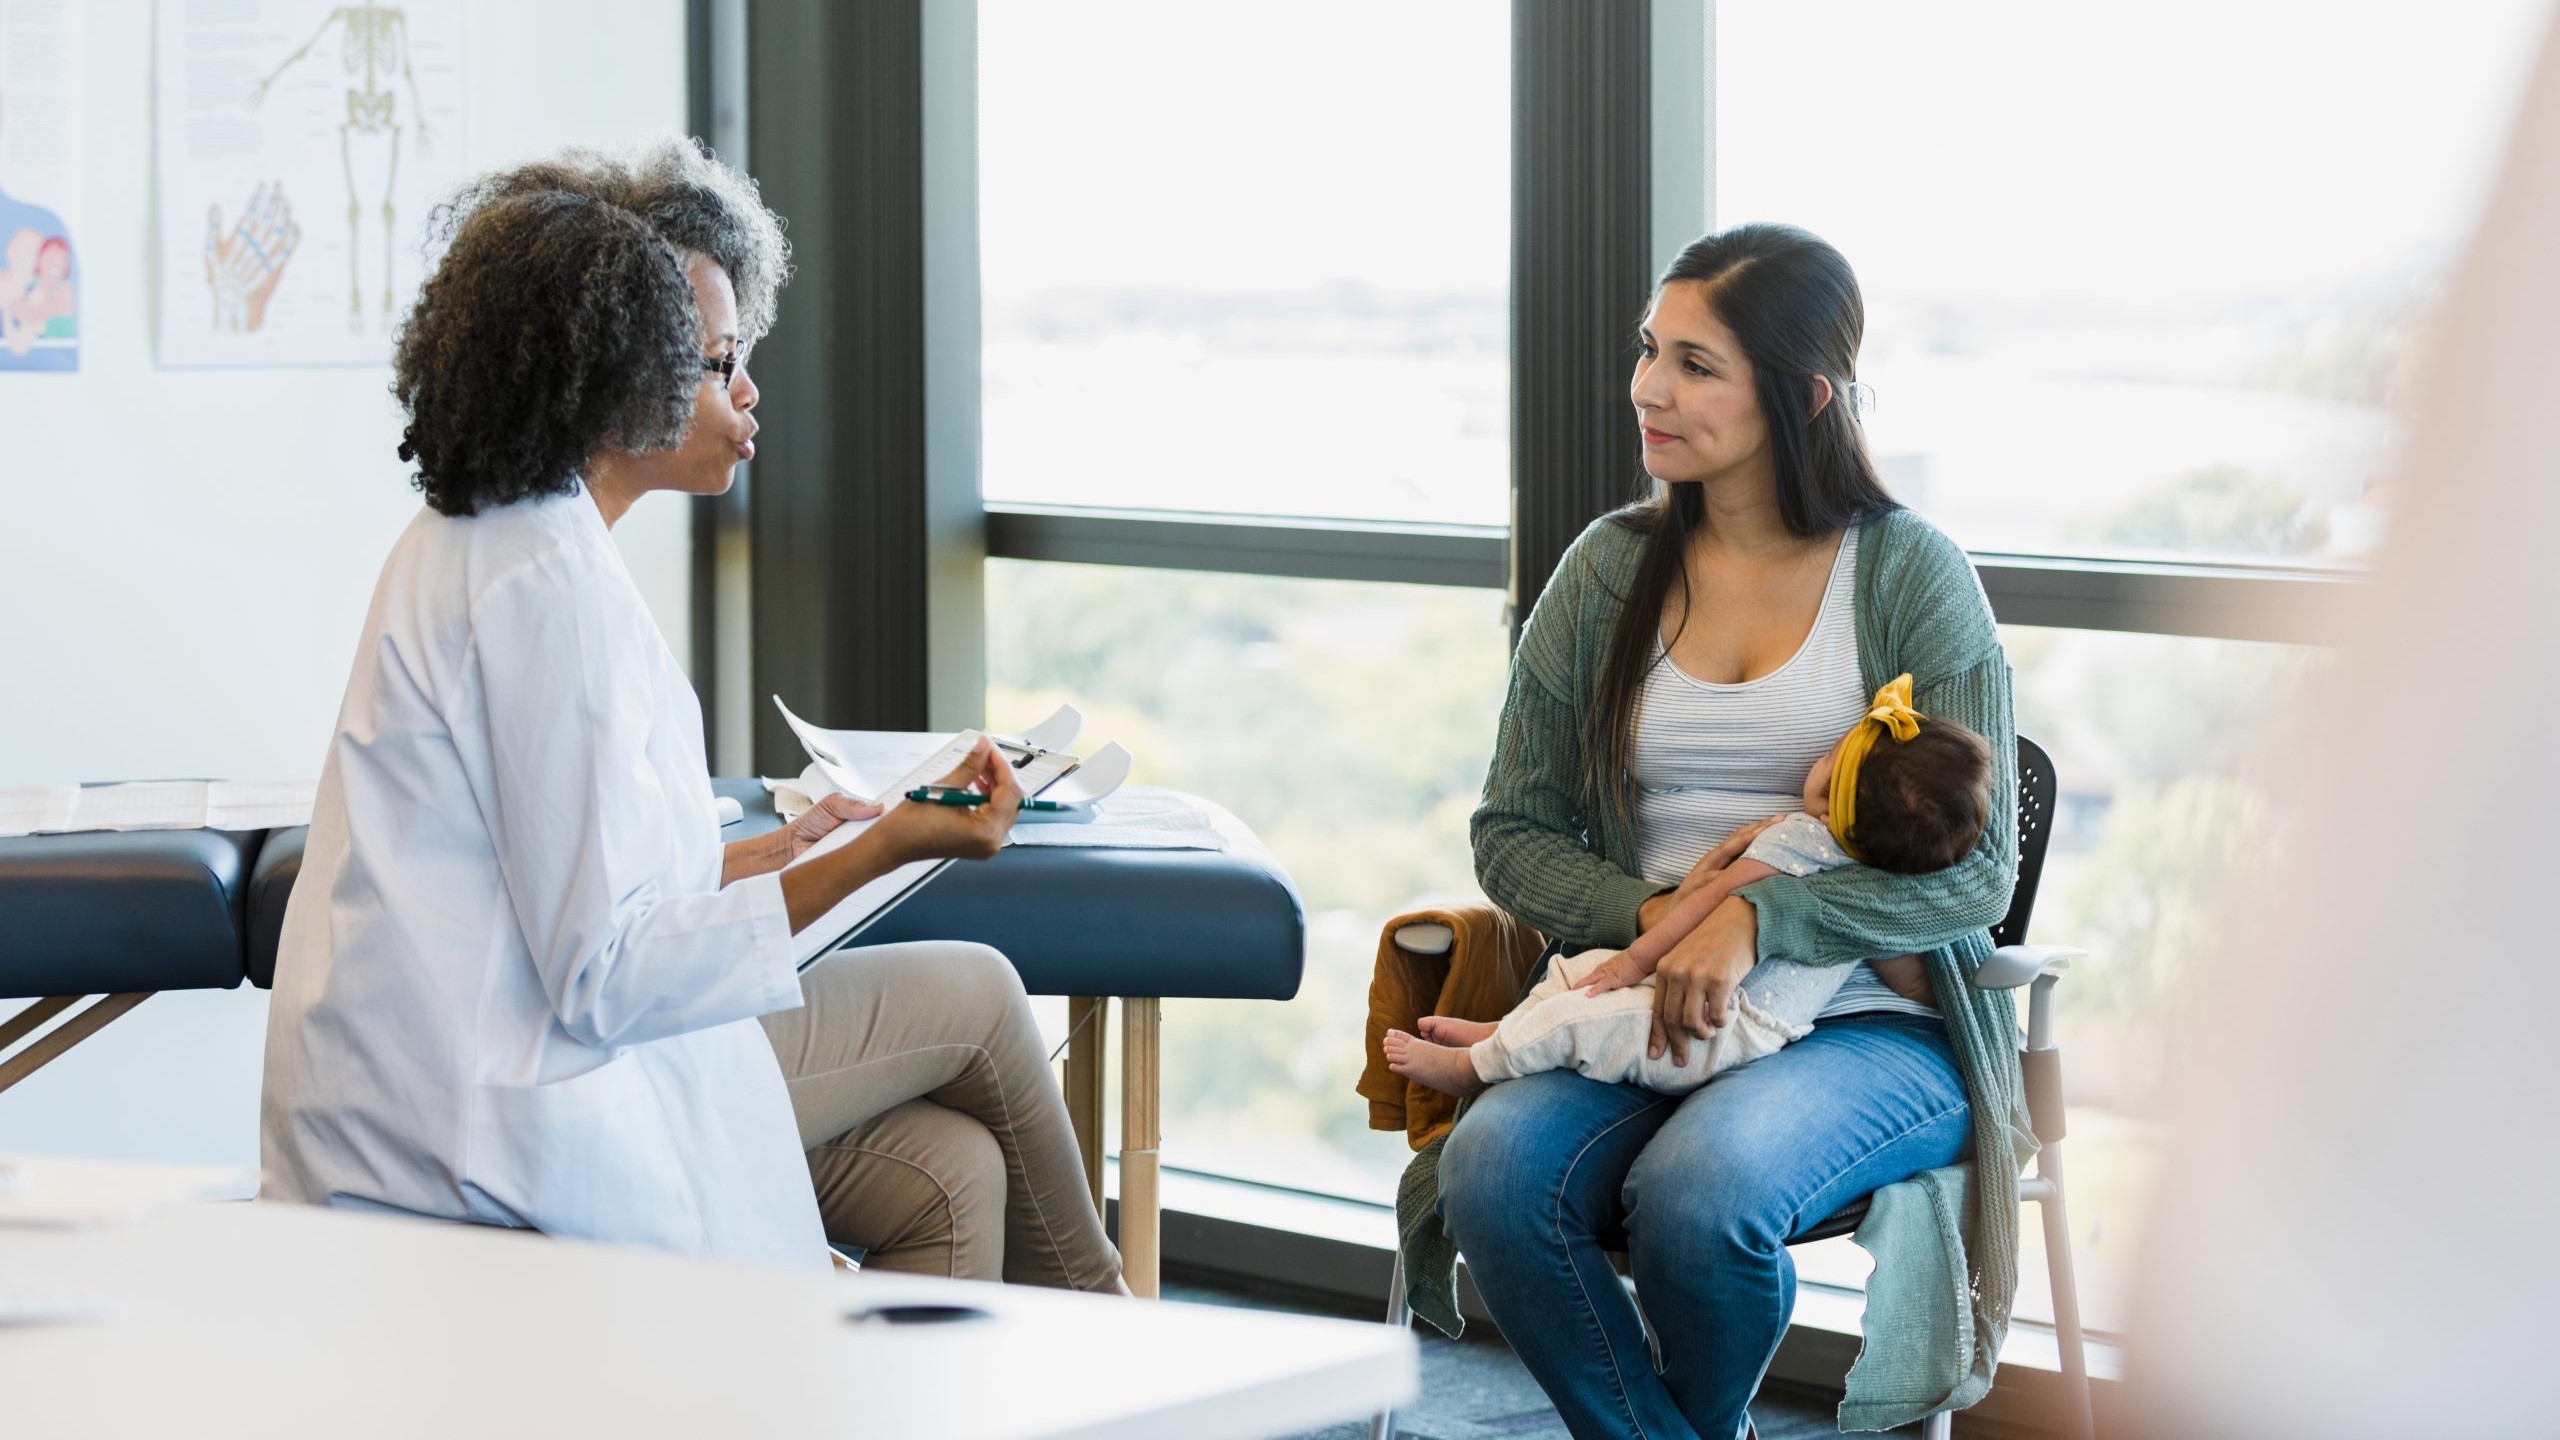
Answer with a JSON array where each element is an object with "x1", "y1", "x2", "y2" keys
[
  {"x1": 155, "y1": 0, "x2": 463, "y2": 367},
  {"x1": 0, "y1": 0, "x2": 85, "y2": 373}
]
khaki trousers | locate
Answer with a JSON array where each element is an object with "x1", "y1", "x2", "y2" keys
[{"x1": 759, "y1": 941, "x2": 1121, "y2": 1290}]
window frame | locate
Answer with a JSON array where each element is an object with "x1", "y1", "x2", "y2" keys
[{"x1": 694, "y1": 0, "x2": 2351, "y2": 1390}]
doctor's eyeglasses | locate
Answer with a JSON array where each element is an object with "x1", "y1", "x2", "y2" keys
[{"x1": 701, "y1": 353, "x2": 743, "y2": 390}]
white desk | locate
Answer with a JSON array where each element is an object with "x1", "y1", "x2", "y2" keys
[{"x1": 0, "y1": 1177, "x2": 1416, "y2": 1439}]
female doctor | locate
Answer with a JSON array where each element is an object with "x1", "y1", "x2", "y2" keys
[{"x1": 262, "y1": 140, "x2": 1124, "y2": 1292}]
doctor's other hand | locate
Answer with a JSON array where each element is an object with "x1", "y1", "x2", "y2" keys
[
  {"x1": 870, "y1": 738, "x2": 1022, "y2": 864},
  {"x1": 778, "y1": 793, "x2": 884, "y2": 863}
]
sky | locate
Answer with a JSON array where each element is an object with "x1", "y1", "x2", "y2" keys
[
  {"x1": 978, "y1": 0, "x2": 2554, "y2": 307},
  {"x1": 978, "y1": 0, "x2": 1509, "y2": 297}
]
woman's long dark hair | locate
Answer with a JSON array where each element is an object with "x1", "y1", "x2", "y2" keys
[{"x1": 1584, "y1": 224, "x2": 1899, "y2": 828}]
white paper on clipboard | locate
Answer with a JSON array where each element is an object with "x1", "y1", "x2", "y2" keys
[
  {"x1": 781, "y1": 728, "x2": 986, "y2": 968},
  {"x1": 771, "y1": 699, "x2": 1134, "y2": 967}
]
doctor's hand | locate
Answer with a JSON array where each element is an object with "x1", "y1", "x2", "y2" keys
[
  {"x1": 722, "y1": 793, "x2": 882, "y2": 886},
  {"x1": 869, "y1": 738, "x2": 1023, "y2": 865},
  {"x1": 779, "y1": 740, "x2": 1021, "y2": 935},
  {"x1": 780, "y1": 793, "x2": 884, "y2": 861},
  {"x1": 1648, "y1": 895, "x2": 1760, "y2": 1067}
]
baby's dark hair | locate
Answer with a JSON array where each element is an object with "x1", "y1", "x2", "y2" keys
[{"x1": 1844, "y1": 717, "x2": 1995, "y2": 873}]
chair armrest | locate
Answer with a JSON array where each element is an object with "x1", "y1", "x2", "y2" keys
[
  {"x1": 1394, "y1": 922, "x2": 1454, "y2": 957},
  {"x1": 1971, "y1": 944, "x2": 2085, "y2": 991}
]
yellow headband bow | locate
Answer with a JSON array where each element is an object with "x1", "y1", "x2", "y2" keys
[{"x1": 1827, "y1": 674, "x2": 1923, "y2": 858}]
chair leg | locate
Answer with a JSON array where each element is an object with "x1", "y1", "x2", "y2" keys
[
  {"x1": 1920, "y1": 1411, "x2": 1952, "y2": 1440},
  {"x1": 1373, "y1": 1248, "x2": 1409, "y2": 1440},
  {"x1": 2033, "y1": 1143, "x2": 2098, "y2": 1440}
]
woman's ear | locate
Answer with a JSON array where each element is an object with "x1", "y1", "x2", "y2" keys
[{"x1": 1807, "y1": 373, "x2": 1835, "y2": 421}]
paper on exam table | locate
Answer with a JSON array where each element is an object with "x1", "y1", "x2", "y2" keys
[
  {"x1": 0, "y1": 780, "x2": 316, "y2": 837},
  {"x1": 0, "y1": 786, "x2": 77, "y2": 837},
  {"x1": 1004, "y1": 786, "x2": 1229, "y2": 850}
]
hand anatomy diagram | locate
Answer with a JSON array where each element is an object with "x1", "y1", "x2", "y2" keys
[
  {"x1": 205, "y1": 182, "x2": 300, "y2": 333},
  {"x1": 249, "y1": 2, "x2": 428, "y2": 331}
]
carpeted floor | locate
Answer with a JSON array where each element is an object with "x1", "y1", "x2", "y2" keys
[{"x1": 1163, "y1": 1267, "x2": 1916, "y2": 1440}]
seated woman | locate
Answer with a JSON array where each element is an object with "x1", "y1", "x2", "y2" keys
[
  {"x1": 261, "y1": 140, "x2": 1122, "y2": 1292},
  {"x1": 1437, "y1": 223, "x2": 2024, "y2": 1437}
]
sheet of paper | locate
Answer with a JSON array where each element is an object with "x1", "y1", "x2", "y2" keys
[
  {"x1": 204, "y1": 779, "x2": 317, "y2": 830},
  {"x1": 0, "y1": 780, "x2": 317, "y2": 834},
  {"x1": 64, "y1": 782, "x2": 209, "y2": 830},
  {"x1": 154, "y1": 0, "x2": 465, "y2": 367},
  {"x1": 1006, "y1": 786, "x2": 1229, "y2": 851},
  {"x1": 0, "y1": 0, "x2": 87, "y2": 373},
  {"x1": 773, "y1": 698, "x2": 953, "y2": 801},
  {"x1": 1040, "y1": 742, "x2": 1133, "y2": 805},
  {"x1": 775, "y1": 698, "x2": 1086, "y2": 803},
  {"x1": 780, "y1": 729, "x2": 996, "y2": 968},
  {"x1": 0, "y1": 785, "x2": 76, "y2": 837},
  {"x1": 994, "y1": 704, "x2": 1083, "y2": 755}
]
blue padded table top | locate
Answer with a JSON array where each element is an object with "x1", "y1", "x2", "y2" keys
[
  {"x1": 241, "y1": 784, "x2": 1303, "y2": 1003},
  {"x1": 0, "y1": 827, "x2": 259, "y2": 999},
  {"x1": 721, "y1": 779, "x2": 1304, "y2": 1001}
]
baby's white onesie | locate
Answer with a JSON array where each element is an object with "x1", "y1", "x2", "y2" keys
[{"x1": 1469, "y1": 812, "x2": 1857, "y2": 1093}]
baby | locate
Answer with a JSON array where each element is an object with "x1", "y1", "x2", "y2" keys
[{"x1": 1385, "y1": 675, "x2": 1993, "y2": 1099}]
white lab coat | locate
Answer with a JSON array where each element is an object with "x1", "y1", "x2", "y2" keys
[{"x1": 261, "y1": 487, "x2": 828, "y2": 1271}]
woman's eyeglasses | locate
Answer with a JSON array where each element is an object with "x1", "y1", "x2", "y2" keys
[{"x1": 701, "y1": 353, "x2": 742, "y2": 390}]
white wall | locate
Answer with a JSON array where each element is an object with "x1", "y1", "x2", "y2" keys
[{"x1": 0, "y1": 0, "x2": 695, "y2": 1165}]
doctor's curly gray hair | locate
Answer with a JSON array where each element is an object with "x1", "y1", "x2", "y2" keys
[{"x1": 391, "y1": 136, "x2": 791, "y2": 516}]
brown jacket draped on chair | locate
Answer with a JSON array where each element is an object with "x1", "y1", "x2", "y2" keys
[{"x1": 1357, "y1": 903, "x2": 1547, "y2": 1151}]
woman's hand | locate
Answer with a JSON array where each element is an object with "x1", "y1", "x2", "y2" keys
[
  {"x1": 721, "y1": 792, "x2": 883, "y2": 885},
  {"x1": 866, "y1": 738, "x2": 1023, "y2": 866},
  {"x1": 777, "y1": 739, "x2": 1021, "y2": 935},
  {"x1": 780, "y1": 793, "x2": 885, "y2": 861},
  {"x1": 1649, "y1": 894, "x2": 1761, "y2": 1065},
  {"x1": 1692, "y1": 814, "x2": 1786, "y2": 881}
]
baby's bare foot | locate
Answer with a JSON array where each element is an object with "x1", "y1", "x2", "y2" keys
[
  {"x1": 1416, "y1": 1014, "x2": 1498, "y2": 1046},
  {"x1": 1383, "y1": 1029, "x2": 1488, "y2": 1099}
]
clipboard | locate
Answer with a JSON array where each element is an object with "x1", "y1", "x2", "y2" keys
[{"x1": 777, "y1": 718, "x2": 1133, "y2": 970}]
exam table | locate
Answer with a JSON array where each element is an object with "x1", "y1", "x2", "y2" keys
[{"x1": 0, "y1": 781, "x2": 1306, "y2": 1297}]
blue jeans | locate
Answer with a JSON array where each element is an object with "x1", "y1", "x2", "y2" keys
[{"x1": 1438, "y1": 1013, "x2": 1971, "y2": 1440}]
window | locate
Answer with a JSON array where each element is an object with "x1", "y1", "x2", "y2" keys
[
  {"x1": 1714, "y1": 0, "x2": 2550, "y2": 566},
  {"x1": 959, "y1": 0, "x2": 2516, "y2": 1362},
  {"x1": 987, "y1": 559, "x2": 1506, "y2": 1200},
  {"x1": 977, "y1": 0, "x2": 1510, "y2": 526},
  {"x1": 1789, "y1": 624, "x2": 2323, "y2": 1334}
]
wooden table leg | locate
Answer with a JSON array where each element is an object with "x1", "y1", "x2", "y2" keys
[
  {"x1": 1063, "y1": 997, "x2": 1107, "y2": 1216},
  {"x1": 0, "y1": 993, "x2": 151, "y2": 1095},
  {"x1": 1120, "y1": 995, "x2": 1161, "y2": 1299}
]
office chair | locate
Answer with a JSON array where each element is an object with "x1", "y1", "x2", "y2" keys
[{"x1": 1374, "y1": 736, "x2": 2095, "y2": 1440}]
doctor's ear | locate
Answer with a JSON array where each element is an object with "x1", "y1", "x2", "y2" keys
[{"x1": 1806, "y1": 374, "x2": 1834, "y2": 421}]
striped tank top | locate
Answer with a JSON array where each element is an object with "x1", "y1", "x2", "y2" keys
[{"x1": 1629, "y1": 525, "x2": 1933, "y2": 1019}]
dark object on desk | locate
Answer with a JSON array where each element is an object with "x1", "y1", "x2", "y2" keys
[{"x1": 845, "y1": 1303, "x2": 993, "y2": 1326}]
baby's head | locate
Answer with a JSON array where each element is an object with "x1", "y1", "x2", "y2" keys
[{"x1": 1803, "y1": 678, "x2": 1994, "y2": 874}]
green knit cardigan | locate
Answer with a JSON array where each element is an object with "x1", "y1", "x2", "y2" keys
[{"x1": 1412, "y1": 505, "x2": 2035, "y2": 1430}]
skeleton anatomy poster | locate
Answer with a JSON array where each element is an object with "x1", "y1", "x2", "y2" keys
[
  {"x1": 0, "y1": 0, "x2": 86, "y2": 373},
  {"x1": 156, "y1": 0, "x2": 461, "y2": 367}
]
